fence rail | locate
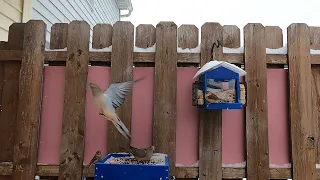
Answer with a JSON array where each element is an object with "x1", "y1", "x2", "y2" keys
[{"x1": 0, "y1": 20, "x2": 319, "y2": 180}]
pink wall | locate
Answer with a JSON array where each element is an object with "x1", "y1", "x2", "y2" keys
[{"x1": 37, "y1": 66, "x2": 289, "y2": 167}]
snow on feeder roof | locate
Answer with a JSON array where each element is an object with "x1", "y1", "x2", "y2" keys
[{"x1": 193, "y1": 60, "x2": 247, "y2": 79}]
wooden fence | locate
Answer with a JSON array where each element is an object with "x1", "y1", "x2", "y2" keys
[{"x1": 0, "y1": 20, "x2": 319, "y2": 180}]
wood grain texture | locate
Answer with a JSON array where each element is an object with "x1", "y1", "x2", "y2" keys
[
  {"x1": 199, "y1": 22, "x2": 223, "y2": 180},
  {"x1": 265, "y1": 26, "x2": 284, "y2": 180},
  {"x1": 12, "y1": 20, "x2": 46, "y2": 180},
  {"x1": 107, "y1": 21, "x2": 134, "y2": 153},
  {"x1": 288, "y1": 23, "x2": 316, "y2": 180},
  {"x1": 310, "y1": 27, "x2": 320, "y2": 165},
  {"x1": 50, "y1": 23, "x2": 68, "y2": 66},
  {"x1": 50, "y1": 23, "x2": 68, "y2": 49},
  {"x1": 0, "y1": 23, "x2": 25, "y2": 180},
  {"x1": 92, "y1": 24, "x2": 113, "y2": 49},
  {"x1": 153, "y1": 21, "x2": 177, "y2": 177},
  {"x1": 222, "y1": 24, "x2": 242, "y2": 180},
  {"x1": 265, "y1": 26, "x2": 283, "y2": 48},
  {"x1": 310, "y1": 26, "x2": 320, "y2": 49},
  {"x1": 135, "y1": 24, "x2": 155, "y2": 48},
  {"x1": 58, "y1": 21, "x2": 90, "y2": 180},
  {"x1": 0, "y1": 23, "x2": 24, "y2": 163},
  {"x1": 178, "y1": 25, "x2": 198, "y2": 49},
  {"x1": 244, "y1": 23, "x2": 269, "y2": 180},
  {"x1": 223, "y1": 25, "x2": 240, "y2": 48}
]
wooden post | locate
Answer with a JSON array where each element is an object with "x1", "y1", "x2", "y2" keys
[
  {"x1": 199, "y1": 22, "x2": 223, "y2": 180},
  {"x1": 153, "y1": 21, "x2": 177, "y2": 177},
  {"x1": 107, "y1": 21, "x2": 134, "y2": 153},
  {"x1": 49, "y1": 23, "x2": 68, "y2": 66},
  {"x1": 135, "y1": 24, "x2": 156, "y2": 48},
  {"x1": 12, "y1": 20, "x2": 46, "y2": 180},
  {"x1": 287, "y1": 23, "x2": 316, "y2": 180},
  {"x1": 244, "y1": 23, "x2": 269, "y2": 180},
  {"x1": 58, "y1": 21, "x2": 90, "y2": 180}
]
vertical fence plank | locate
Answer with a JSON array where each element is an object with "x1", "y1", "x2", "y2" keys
[
  {"x1": 265, "y1": 26, "x2": 285, "y2": 180},
  {"x1": 0, "y1": 23, "x2": 25, "y2": 180},
  {"x1": 12, "y1": 20, "x2": 46, "y2": 180},
  {"x1": 50, "y1": 23, "x2": 68, "y2": 49},
  {"x1": 135, "y1": 24, "x2": 156, "y2": 48},
  {"x1": 49, "y1": 23, "x2": 68, "y2": 66},
  {"x1": 223, "y1": 25, "x2": 240, "y2": 48},
  {"x1": 107, "y1": 21, "x2": 134, "y2": 153},
  {"x1": 310, "y1": 26, "x2": 320, "y2": 167},
  {"x1": 58, "y1": 21, "x2": 90, "y2": 180},
  {"x1": 244, "y1": 23, "x2": 269, "y2": 180},
  {"x1": 288, "y1": 23, "x2": 316, "y2": 180},
  {"x1": 222, "y1": 25, "x2": 242, "y2": 180},
  {"x1": 178, "y1": 25, "x2": 198, "y2": 49},
  {"x1": 92, "y1": 24, "x2": 113, "y2": 49},
  {"x1": 153, "y1": 21, "x2": 177, "y2": 177},
  {"x1": 199, "y1": 22, "x2": 223, "y2": 180},
  {"x1": 265, "y1": 26, "x2": 283, "y2": 48}
]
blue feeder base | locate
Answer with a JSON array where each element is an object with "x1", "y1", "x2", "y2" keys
[
  {"x1": 199, "y1": 102, "x2": 243, "y2": 110},
  {"x1": 94, "y1": 153, "x2": 170, "y2": 180}
]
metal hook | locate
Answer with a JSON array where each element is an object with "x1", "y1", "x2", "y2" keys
[{"x1": 210, "y1": 39, "x2": 222, "y2": 61}]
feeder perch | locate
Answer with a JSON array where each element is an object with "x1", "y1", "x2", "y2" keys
[
  {"x1": 192, "y1": 60, "x2": 247, "y2": 110},
  {"x1": 94, "y1": 153, "x2": 169, "y2": 180}
]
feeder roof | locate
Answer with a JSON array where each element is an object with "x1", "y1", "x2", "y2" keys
[{"x1": 193, "y1": 60, "x2": 247, "y2": 79}]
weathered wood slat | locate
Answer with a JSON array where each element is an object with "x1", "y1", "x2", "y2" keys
[
  {"x1": 92, "y1": 24, "x2": 113, "y2": 49},
  {"x1": 58, "y1": 21, "x2": 90, "y2": 180},
  {"x1": 244, "y1": 23, "x2": 269, "y2": 180},
  {"x1": 288, "y1": 23, "x2": 316, "y2": 180},
  {"x1": 222, "y1": 25, "x2": 242, "y2": 180},
  {"x1": 12, "y1": 20, "x2": 46, "y2": 180},
  {"x1": 135, "y1": 24, "x2": 156, "y2": 48},
  {"x1": 49, "y1": 23, "x2": 68, "y2": 66},
  {"x1": 223, "y1": 25, "x2": 241, "y2": 48},
  {"x1": 3, "y1": 50, "x2": 320, "y2": 65},
  {"x1": 0, "y1": 23, "x2": 25, "y2": 180},
  {"x1": 153, "y1": 21, "x2": 177, "y2": 177},
  {"x1": 310, "y1": 26, "x2": 320, "y2": 166},
  {"x1": 198, "y1": 22, "x2": 223, "y2": 180},
  {"x1": 178, "y1": 25, "x2": 198, "y2": 49},
  {"x1": 107, "y1": 21, "x2": 134, "y2": 152}
]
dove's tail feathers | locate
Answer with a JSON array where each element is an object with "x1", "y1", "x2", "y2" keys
[{"x1": 112, "y1": 116, "x2": 131, "y2": 140}]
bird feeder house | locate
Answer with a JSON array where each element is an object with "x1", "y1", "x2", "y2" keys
[
  {"x1": 192, "y1": 60, "x2": 247, "y2": 110},
  {"x1": 94, "y1": 153, "x2": 169, "y2": 180}
]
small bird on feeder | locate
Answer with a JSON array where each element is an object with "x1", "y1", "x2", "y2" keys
[
  {"x1": 88, "y1": 150, "x2": 102, "y2": 166},
  {"x1": 121, "y1": 145, "x2": 155, "y2": 163},
  {"x1": 88, "y1": 77, "x2": 145, "y2": 140}
]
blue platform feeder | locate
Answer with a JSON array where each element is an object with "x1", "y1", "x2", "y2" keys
[
  {"x1": 94, "y1": 153, "x2": 169, "y2": 180},
  {"x1": 192, "y1": 60, "x2": 247, "y2": 110}
]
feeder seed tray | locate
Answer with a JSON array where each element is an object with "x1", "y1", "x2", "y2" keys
[{"x1": 105, "y1": 154, "x2": 165, "y2": 165}]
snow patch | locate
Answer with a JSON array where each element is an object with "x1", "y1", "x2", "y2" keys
[
  {"x1": 90, "y1": 45, "x2": 112, "y2": 52},
  {"x1": 223, "y1": 46, "x2": 244, "y2": 54},
  {"x1": 45, "y1": 47, "x2": 67, "y2": 51},
  {"x1": 270, "y1": 163, "x2": 291, "y2": 168},
  {"x1": 310, "y1": 49, "x2": 320, "y2": 54},
  {"x1": 222, "y1": 161, "x2": 246, "y2": 168},
  {"x1": 177, "y1": 45, "x2": 200, "y2": 53},
  {"x1": 316, "y1": 164, "x2": 320, "y2": 168},
  {"x1": 134, "y1": 44, "x2": 156, "y2": 52},
  {"x1": 266, "y1": 44, "x2": 287, "y2": 54},
  {"x1": 193, "y1": 60, "x2": 247, "y2": 79},
  {"x1": 175, "y1": 161, "x2": 198, "y2": 167}
]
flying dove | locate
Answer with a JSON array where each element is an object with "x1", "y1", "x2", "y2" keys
[{"x1": 88, "y1": 77, "x2": 145, "y2": 140}]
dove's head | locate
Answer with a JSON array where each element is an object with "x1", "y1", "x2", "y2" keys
[
  {"x1": 88, "y1": 82, "x2": 102, "y2": 95},
  {"x1": 149, "y1": 145, "x2": 155, "y2": 151},
  {"x1": 88, "y1": 82, "x2": 98, "y2": 88}
]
